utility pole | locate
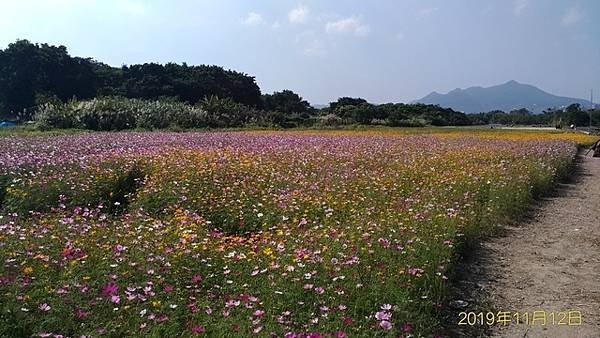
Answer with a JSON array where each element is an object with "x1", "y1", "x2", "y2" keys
[{"x1": 591, "y1": 89, "x2": 594, "y2": 128}]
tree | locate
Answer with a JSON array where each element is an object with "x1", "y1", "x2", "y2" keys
[
  {"x1": 0, "y1": 39, "x2": 265, "y2": 119},
  {"x1": 329, "y1": 97, "x2": 367, "y2": 111},
  {"x1": 262, "y1": 90, "x2": 312, "y2": 115},
  {"x1": 565, "y1": 103, "x2": 589, "y2": 126},
  {"x1": 508, "y1": 108, "x2": 535, "y2": 125},
  {"x1": 335, "y1": 103, "x2": 375, "y2": 124},
  {"x1": 0, "y1": 40, "x2": 97, "y2": 118}
]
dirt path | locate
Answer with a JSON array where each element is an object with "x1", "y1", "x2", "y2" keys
[{"x1": 451, "y1": 154, "x2": 600, "y2": 337}]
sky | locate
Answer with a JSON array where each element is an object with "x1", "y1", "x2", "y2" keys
[{"x1": 0, "y1": 0, "x2": 599, "y2": 105}]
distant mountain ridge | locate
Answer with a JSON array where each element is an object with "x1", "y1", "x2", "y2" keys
[{"x1": 415, "y1": 80, "x2": 593, "y2": 113}]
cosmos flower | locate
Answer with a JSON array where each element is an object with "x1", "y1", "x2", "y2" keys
[
  {"x1": 101, "y1": 282, "x2": 119, "y2": 297},
  {"x1": 191, "y1": 325, "x2": 205, "y2": 334},
  {"x1": 379, "y1": 320, "x2": 393, "y2": 330}
]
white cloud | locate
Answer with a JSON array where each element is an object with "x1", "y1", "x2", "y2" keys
[
  {"x1": 325, "y1": 17, "x2": 370, "y2": 37},
  {"x1": 243, "y1": 12, "x2": 264, "y2": 26},
  {"x1": 288, "y1": 5, "x2": 309, "y2": 24},
  {"x1": 513, "y1": 0, "x2": 529, "y2": 16},
  {"x1": 561, "y1": 6, "x2": 584, "y2": 26},
  {"x1": 272, "y1": 21, "x2": 281, "y2": 29}
]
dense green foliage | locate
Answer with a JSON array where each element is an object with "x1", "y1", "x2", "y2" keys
[
  {"x1": 262, "y1": 90, "x2": 313, "y2": 115},
  {"x1": 33, "y1": 95, "x2": 479, "y2": 131},
  {"x1": 33, "y1": 97, "x2": 256, "y2": 131},
  {"x1": 0, "y1": 41, "x2": 97, "y2": 120},
  {"x1": 469, "y1": 104, "x2": 600, "y2": 128},
  {"x1": 0, "y1": 40, "x2": 262, "y2": 119},
  {"x1": 324, "y1": 98, "x2": 472, "y2": 127}
]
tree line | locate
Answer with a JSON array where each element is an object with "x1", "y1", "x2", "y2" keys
[
  {"x1": 469, "y1": 104, "x2": 600, "y2": 128},
  {"x1": 0, "y1": 40, "x2": 263, "y2": 117},
  {"x1": 3, "y1": 39, "x2": 595, "y2": 130}
]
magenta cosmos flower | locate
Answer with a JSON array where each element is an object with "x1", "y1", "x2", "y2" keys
[{"x1": 101, "y1": 282, "x2": 118, "y2": 296}]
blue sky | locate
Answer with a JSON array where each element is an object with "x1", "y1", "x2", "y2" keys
[{"x1": 1, "y1": 0, "x2": 598, "y2": 104}]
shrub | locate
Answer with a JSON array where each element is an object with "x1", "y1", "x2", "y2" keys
[
  {"x1": 168, "y1": 104, "x2": 208, "y2": 129},
  {"x1": 317, "y1": 114, "x2": 344, "y2": 127},
  {"x1": 134, "y1": 100, "x2": 172, "y2": 129},
  {"x1": 199, "y1": 96, "x2": 258, "y2": 128},
  {"x1": 387, "y1": 117, "x2": 426, "y2": 128},
  {"x1": 33, "y1": 97, "x2": 210, "y2": 130},
  {"x1": 73, "y1": 98, "x2": 137, "y2": 130},
  {"x1": 34, "y1": 102, "x2": 78, "y2": 129}
]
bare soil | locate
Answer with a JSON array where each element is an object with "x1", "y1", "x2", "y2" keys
[{"x1": 445, "y1": 153, "x2": 600, "y2": 337}]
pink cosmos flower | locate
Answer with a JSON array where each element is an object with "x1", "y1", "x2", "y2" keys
[
  {"x1": 401, "y1": 323, "x2": 413, "y2": 332},
  {"x1": 379, "y1": 320, "x2": 393, "y2": 330},
  {"x1": 378, "y1": 237, "x2": 391, "y2": 248},
  {"x1": 192, "y1": 274, "x2": 202, "y2": 283},
  {"x1": 333, "y1": 331, "x2": 346, "y2": 338},
  {"x1": 111, "y1": 295, "x2": 120, "y2": 304},
  {"x1": 101, "y1": 282, "x2": 118, "y2": 296},
  {"x1": 191, "y1": 325, "x2": 205, "y2": 334},
  {"x1": 76, "y1": 309, "x2": 88, "y2": 319},
  {"x1": 253, "y1": 310, "x2": 265, "y2": 317},
  {"x1": 39, "y1": 303, "x2": 51, "y2": 312},
  {"x1": 225, "y1": 300, "x2": 240, "y2": 308},
  {"x1": 375, "y1": 311, "x2": 391, "y2": 321},
  {"x1": 408, "y1": 267, "x2": 424, "y2": 276}
]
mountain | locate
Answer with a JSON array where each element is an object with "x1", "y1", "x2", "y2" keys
[{"x1": 415, "y1": 80, "x2": 593, "y2": 113}]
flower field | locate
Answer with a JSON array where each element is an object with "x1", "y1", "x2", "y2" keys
[{"x1": 0, "y1": 130, "x2": 593, "y2": 337}]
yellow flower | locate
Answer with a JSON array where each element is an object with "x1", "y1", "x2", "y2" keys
[
  {"x1": 262, "y1": 248, "x2": 273, "y2": 256},
  {"x1": 23, "y1": 266, "x2": 33, "y2": 275}
]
